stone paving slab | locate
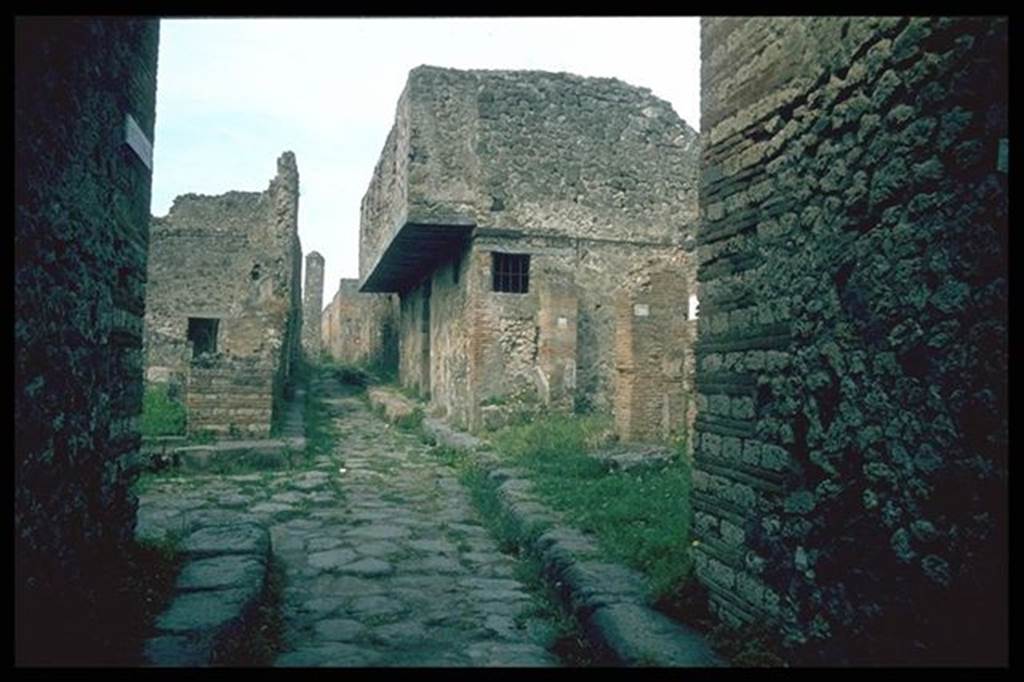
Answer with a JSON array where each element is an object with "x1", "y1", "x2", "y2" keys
[
  {"x1": 136, "y1": 375, "x2": 560, "y2": 667},
  {"x1": 177, "y1": 555, "x2": 265, "y2": 591},
  {"x1": 155, "y1": 588, "x2": 255, "y2": 633},
  {"x1": 182, "y1": 523, "x2": 270, "y2": 557},
  {"x1": 142, "y1": 523, "x2": 271, "y2": 666}
]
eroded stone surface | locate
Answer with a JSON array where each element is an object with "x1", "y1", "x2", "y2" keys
[
  {"x1": 176, "y1": 555, "x2": 265, "y2": 592},
  {"x1": 155, "y1": 588, "x2": 253, "y2": 633},
  {"x1": 182, "y1": 523, "x2": 269, "y2": 558},
  {"x1": 137, "y1": 373, "x2": 559, "y2": 667},
  {"x1": 307, "y1": 548, "x2": 359, "y2": 570}
]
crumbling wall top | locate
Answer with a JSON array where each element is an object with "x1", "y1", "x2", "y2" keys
[{"x1": 359, "y1": 64, "x2": 700, "y2": 291}]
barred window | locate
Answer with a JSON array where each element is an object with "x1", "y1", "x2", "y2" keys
[{"x1": 492, "y1": 252, "x2": 530, "y2": 293}]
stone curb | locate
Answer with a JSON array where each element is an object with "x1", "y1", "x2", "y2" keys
[
  {"x1": 366, "y1": 386, "x2": 418, "y2": 424},
  {"x1": 159, "y1": 437, "x2": 307, "y2": 472},
  {"x1": 134, "y1": 389, "x2": 307, "y2": 473},
  {"x1": 589, "y1": 445, "x2": 676, "y2": 473},
  {"x1": 440, "y1": 424, "x2": 725, "y2": 667},
  {"x1": 422, "y1": 416, "x2": 486, "y2": 452},
  {"x1": 143, "y1": 522, "x2": 272, "y2": 666}
]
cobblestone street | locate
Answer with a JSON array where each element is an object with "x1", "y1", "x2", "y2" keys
[{"x1": 136, "y1": 374, "x2": 559, "y2": 666}]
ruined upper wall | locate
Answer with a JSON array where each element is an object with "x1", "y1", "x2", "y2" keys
[
  {"x1": 146, "y1": 154, "x2": 299, "y2": 371},
  {"x1": 359, "y1": 90, "x2": 412, "y2": 280},
  {"x1": 360, "y1": 65, "x2": 699, "y2": 288},
  {"x1": 15, "y1": 17, "x2": 159, "y2": 663},
  {"x1": 143, "y1": 152, "x2": 302, "y2": 436},
  {"x1": 693, "y1": 17, "x2": 1007, "y2": 665}
]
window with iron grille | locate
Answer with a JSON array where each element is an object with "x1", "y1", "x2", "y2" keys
[{"x1": 492, "y1": 252, "x2": 530, "y2": 293}]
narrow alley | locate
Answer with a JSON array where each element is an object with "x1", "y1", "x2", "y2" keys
[{"x1": 136, "y1": 371, "x2": 560, "y2": 666}]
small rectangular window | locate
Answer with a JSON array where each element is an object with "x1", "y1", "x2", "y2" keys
[
  {"x1": 492, "y1": 252, "x2": 530, "y2": 293},
  {"x1": 187, "y1": 317, "x2": 219, "y2": 358}
]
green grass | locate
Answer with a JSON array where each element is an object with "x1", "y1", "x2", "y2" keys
[
  {"x1": 490, "y1": 414, "x2": 694, "y2": 599},
  {"x1": 329, "y1": 363, "x2": 372, "y2": 388},
  {"x1": 304, "y1": 368, "x2": 342, "y2": 460},
  {"x1": 188, "y1": 429, "x2": 217, "y2": 444},
  {"x1": 140, "y1": 383, "x2": 187, "y2": 437}
]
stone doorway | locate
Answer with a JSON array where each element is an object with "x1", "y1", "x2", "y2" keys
[{"x1": 421, "y1": 279, "x2": 431, "y2": 398}]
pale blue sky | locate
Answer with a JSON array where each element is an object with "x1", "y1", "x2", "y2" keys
[{"x1": 151, "y1": 17, "x2": 702, "y2": 297}]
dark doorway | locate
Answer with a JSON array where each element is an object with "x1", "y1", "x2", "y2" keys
[
  {"x1": 187, "y1": 317, "x2": 219, "y2": 358},
  {"x1": 421, "y1": 280, "x2": 431, "y2": 397}
]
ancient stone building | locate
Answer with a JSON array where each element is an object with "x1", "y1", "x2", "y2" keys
[
  {"x1": 15, "y1": 17, "x2": 160, "y2": 663},
  {"x1": 693, "y1": 17, "x2": 1007, "y2": 664},
  {"x1": 359, "y1": 65, "x2": 699, "y2": 433},
  {"x1": 321, "y1": 278, "x2": 399, "y2": 369},
  {"x1": 302, "y1": 251, "x2": 325, "y2": 360},
  {"x1": 143, "y1": 152, "x2": 303, "y2": 438}
]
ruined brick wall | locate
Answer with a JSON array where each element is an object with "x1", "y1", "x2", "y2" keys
[
  {"x1": 392, "y1": 239, "x2": 581, "y2": 433},
  {"x1": 302, "y1": 251, "x2": 325, "y2": 360},
  {"x1": 470, "y1": 233, "x2": 689, "y2": 416},
  {"x1": 359, "y1": 88, "x2": 412, "y2": 280},
  {"x1": 360, "y1": 65, "x2": 699, "y2": 279},
  {"x1": 693, "y1": 17, "x2": 1007, "y2": 664},
  {"x1": 614, "y1": 259, "x2": 697, "y2": 444},
  {"x1": 398, "y1": 283, "x2": 432, "y2": 397},
  {"x1": 570, "y1": 242, "x2": 694, "y2": 413},
  {"x1": 361, "y1": 66, "x2": 700, "y2": 423},
  {"x1": 185, "y1": 359, "x2": 275, "y2": 436},
  {"x1": 321, "y1": 278, "x2": 398, "y2": 368},
  {"x1": 427, "y1": 250, "x2": 475, "y2": 426},
  {"x1": 143, "y1": 152, "x2": 302, "y2": 437},
  {"x1": 15, "y1": 17, "x2": 159, "y2": 662},
  {"x1": 389, "y1": 233, "x2": 695, "y2": 432},
  {"x1": 467, "y1": 242, "x2": 580, "y2": 430},
  {"x1": 535, "y1": 270, "x2": 579, "y2": 414}
]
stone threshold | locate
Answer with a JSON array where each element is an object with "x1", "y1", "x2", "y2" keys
[
  {"x1": 143, "y1": 523, "x2": 272, "y2": 666},
  {"x1": 365, "y1": 384, "x2": 723, "y2": 667},
  {"x1": 135, "y1": 389, "x2": 307, "y2": 472},
  {"x1": 143, "y1": 436, "x2": 308, "y2": 472}
]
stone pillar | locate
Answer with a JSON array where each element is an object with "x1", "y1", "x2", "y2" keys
[
  {"x1": 15, "y1": 17, "x2": 160, "y2": 663},
  {"x1": 614, "y1": 268, "x2": 692, "y2": 444},
  {"x1": 302, "y1": 251, "x2": 324, "y2": 360},
  {"x1": 537, "y1": 272, "x2": 578, "y2": 411}
]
